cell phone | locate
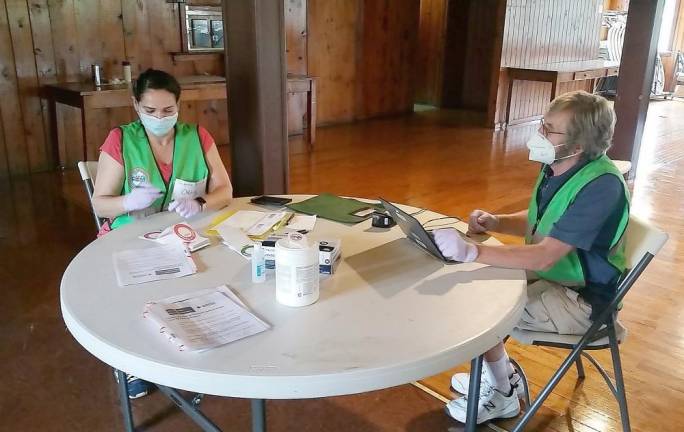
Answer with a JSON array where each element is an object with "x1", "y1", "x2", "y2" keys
[{"x1": 250, "y1": 195, "x2": 292, "y2": 206}]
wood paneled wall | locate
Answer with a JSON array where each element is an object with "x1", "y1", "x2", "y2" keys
[
  {"x1": 415, "y1": 0, "x2": 506, "y2": 126},
  {"x1": 442, "y1": 0, "x2": 506, "y2": 115},
  {"x1": 307, "y1": 0, "x2": 359, "y2": 124},
  {"x1": 308, "y1": 0, "x2": 420, "y2": 125},
  {"x1": 671, "y1": 0, "x2": 684, "y2": 54},
  {"x1": 497, "y1": 0, "x2": 603, "y2": 124},
  {"x1": 415, "y1": 0, "x2": 447, "y2": 106},
  {"x1": 0, "y1": 0, "x2": 310, "y2": 176},
  {"x1": 285, "y1": 0, "x2": 308, "y2": 135},
  {"x1": 1, "y1": 0, "x2": 420, "y2": 176},
  {"x1": 0, "y1": 0, "x2": 233, "y2": 176}
]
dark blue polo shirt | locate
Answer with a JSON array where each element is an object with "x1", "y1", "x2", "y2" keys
[{"x1": 535, "y1": 158, "x2": 628, "y2": 319}]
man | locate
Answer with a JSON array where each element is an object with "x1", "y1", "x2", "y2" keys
[{"x1": 434, "y1": 90, "x2": 630, "y2": 424}]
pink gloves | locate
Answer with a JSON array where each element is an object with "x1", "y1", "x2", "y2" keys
[
  {"x1": 123, "y1": 184, "x2": 162, "y2": 212},
  {"x1": 168, "y1": 199, "x2": 202, "y2": 219},
  {"x1": 467, "y1": 210, "x2": 498, "y2": 234},
  {"x1": 433, "y1": 229, "x2": 479, "y2": 262}
]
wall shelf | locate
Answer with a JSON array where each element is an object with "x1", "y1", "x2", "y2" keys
[{"x1": 170, "y1": 52, "x2": 224, "y2": 63}]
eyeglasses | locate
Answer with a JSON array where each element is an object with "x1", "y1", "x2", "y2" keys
[{"x1": 539, "y1": 118, "x2": 567, "y2": 138}]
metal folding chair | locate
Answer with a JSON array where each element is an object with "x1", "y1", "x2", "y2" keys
[
  {"x1": 508, "y1": 215, "x2": 669, "y2": 432},
  {"x1": 77, "y1": 161, "x2": 106, "y2": 230}
]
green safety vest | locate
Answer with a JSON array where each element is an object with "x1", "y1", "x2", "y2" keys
[
  {"x1": 110, "y1": 120, "x2": 209, "y2": 230},
  {"x1": 525, "y1": 155, "x2": 630, "y2": 287}
]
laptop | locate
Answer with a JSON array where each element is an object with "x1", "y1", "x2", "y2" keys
[{"x1": 379, "y1": 198, "x2": 460, "y2": 264}]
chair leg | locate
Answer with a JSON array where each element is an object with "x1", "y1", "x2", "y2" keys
[
  {"x1": 608, "y1": 325, "x2": 631, "y2": 432},
  {"x1": 575, "y1": 355, "x2": 586, "y2": 379},
  {"x1": 508, "y1": 356, "x2": 531, "y2": 408}
]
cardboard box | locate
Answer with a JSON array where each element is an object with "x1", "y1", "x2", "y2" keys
[{"x1": 260, "y1": 234, "x2": 341, "y2": 274}]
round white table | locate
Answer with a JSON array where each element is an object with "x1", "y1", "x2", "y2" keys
[{"x1": 61, "y1": 196, "x2": 527, "y2": 431}]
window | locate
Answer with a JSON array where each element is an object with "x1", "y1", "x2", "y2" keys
[
  {"x1": 658, "y1": 0, "x2": 678, "y2": 52},
  {"x1": 182, "y1": 5, "x2": 224, "y2": 52}
]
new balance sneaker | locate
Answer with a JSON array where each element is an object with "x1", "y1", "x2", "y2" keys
[
  {"x1": 445, "y1": 387, "x2": 521, "y2": 424},
  {"x1": 451, "y1": 369, "x2": 524, "y2": 398},
  {"x1": 114, "y1": 371, "x2": 153, "y2": 399}
]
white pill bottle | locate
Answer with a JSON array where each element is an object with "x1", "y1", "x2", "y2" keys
[{"x1": 275, "y1": 232, "x2": 319, "y2": 307}]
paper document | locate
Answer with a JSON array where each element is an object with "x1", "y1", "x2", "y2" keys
[
  {"x1": 113, "y1": 243, "x2": 197, "y2": 286},
  {"x1": 216, "y1": 224, "x2": 255, "y2": 259},
  {"x1": 143, "y1": 285, "x2": 270, "y2": 352},
  {"x1": 216, "y1": 210, "x2": 293, "y2": 239},
  {"x1": 286, "y1": 214, "x2": 317, "y2": 231},
  {"x1": 139, "y1": 223, "x2": 211, "y2": 252}
]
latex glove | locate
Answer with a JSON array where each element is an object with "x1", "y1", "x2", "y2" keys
[
  {"x1": 122, "y1": 184, "x2": 162, "y2": 212},
  {"x1": 168, "y1": 198, "x2": 202, "y2": 219},
  {"x1": 433, "y1": 228, "x2": 479, "y2": 262},
  {"x1": 467, "y1": 209, "x2": 498, "y2": 234}
]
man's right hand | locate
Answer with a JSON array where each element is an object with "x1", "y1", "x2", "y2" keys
[
  {"x1": 123, "y1": 184, "x2": 163, "y2": 212},
  {"x1": 467, "y1": 209, "x2": 498, "y2": 234}
]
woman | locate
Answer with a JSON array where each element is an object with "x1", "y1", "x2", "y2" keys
[
  {"x1": 92, "y1": 69, "x2": 232, "y2": 398},
  {"x1": 93, "y1": 68, "x2": 232, "y2": 237}
]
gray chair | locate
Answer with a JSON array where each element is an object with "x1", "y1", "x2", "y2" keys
[
  {"x1": 508, "y1": 215, "x2": 669, "y2": 432},
  {"x1": 77, "y1": 161, "x2": 106, "y2": 231}
]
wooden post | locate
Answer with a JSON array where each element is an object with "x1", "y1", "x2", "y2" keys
[
  {"x1": 222, "y1": 0, "x2": 289, "y2": 196},
  {"x1": 610, "y1": 0, "x2": 665, "y2": 176}
]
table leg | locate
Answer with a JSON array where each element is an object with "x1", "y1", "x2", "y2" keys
[
  {"x1": 251, "y1": 398, "x2": 266, "y2": 432},
  {"x1": 504, "y1": 78, "x2": 514, "y2": 130},
  {"x1": 307, "y1": 79, "x2": 317, "y2": 150},
  {"x1": 115, "y1": 369, "x2": 135, "y2": 432},
  {"x1": 46, "y1": 98, "x2": 62, "y2": 169},
  {"x1": 465, "y1": 355, "x2": 484, "y2": 432},
  {"x1": 550, "y1": 78, "x2": 560, "y2": 102},
  {"x1": 156, "y1": 384, "x2": 222, "y2": 432}
]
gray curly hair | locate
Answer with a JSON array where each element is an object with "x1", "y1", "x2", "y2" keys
[{"x1": 547, "y1": 91, "x2": 615, "y2": 160}]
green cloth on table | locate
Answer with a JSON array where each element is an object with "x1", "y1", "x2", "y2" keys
[{"x1": 287, "y1": 193, "x2": 383, "y2": 224}]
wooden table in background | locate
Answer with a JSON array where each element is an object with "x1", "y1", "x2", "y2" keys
[
  {"x1": 42, "y1": 75, "x2": 317, "y2": 168},
  {"x1": 287, "y1": 75, "x2": 317, "y2": 149},
  {"x1": 503, "y1": 59, "x2": 620, "y2": 127}
]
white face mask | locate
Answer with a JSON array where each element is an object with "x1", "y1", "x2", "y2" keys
[
  {"x1": 526, "y1": 132, "x2": 579, "y2": 165},
  {"x1": 138, "y1": 110, "x2": 178, "y2": 137}
]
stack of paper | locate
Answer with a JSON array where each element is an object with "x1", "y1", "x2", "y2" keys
[
  {"x1": 216, "y1": 210, "x2": 293, "y2": 239},
  {"x1": 113, "y1": 243, "x2": 197, "y2": 286},
  {"x1": 216, "y1": 224, "x2": 255, "y2": 259},
  {"x1": 143, "y1": 285, "x2": 270, "y2": 352}
]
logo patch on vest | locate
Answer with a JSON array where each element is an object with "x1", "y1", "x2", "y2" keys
[{"x1": 130, "y1": 168, "x2": 149, "y2": 187}]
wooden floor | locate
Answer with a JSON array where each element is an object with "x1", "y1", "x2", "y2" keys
[{"x1": 2, "y1": 100, "x2": 683, "y2": 431}]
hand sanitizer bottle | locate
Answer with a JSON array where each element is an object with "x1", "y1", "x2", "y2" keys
[{"x1": 252, "y1": 244, "x2": 266, "y2": 283}]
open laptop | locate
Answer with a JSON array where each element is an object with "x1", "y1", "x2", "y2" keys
[{"x1": 379, "y1": 198, "x2": 460, "y2": 264}]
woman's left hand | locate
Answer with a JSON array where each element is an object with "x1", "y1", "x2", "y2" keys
[{"x1": 168, "y1": 199, "x2": 202, "y2": 219}]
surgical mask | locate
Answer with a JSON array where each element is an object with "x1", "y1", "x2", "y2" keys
[
  {"x1": 138, "y1": 110, "x2": 178, "y2": 137},
  {"x1": 526, "y1": 132, "x2": 579, "y2": 165}
]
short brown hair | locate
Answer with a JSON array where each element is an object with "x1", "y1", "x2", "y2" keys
[
  {"x1": 547, "y1": 91, "x2": 615, "y2": 160},
  {"x1": 133, "y1": 69, "x2": 181, "y2": 102}
]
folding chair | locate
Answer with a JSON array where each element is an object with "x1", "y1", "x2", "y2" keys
[
  {"x1": 76, "y1": 161, "x2": 213, "y2": 431},
  {"x1": 508, "y1": 215, "x2": 669, "y2": 432},
  {"x1": 77, "y1": 161, "x2": 106, "y2": 231}
]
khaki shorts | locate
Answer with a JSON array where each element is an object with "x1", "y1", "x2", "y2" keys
[{"x1": 516, "y1": 279, "x2": 593, "y2": 335}]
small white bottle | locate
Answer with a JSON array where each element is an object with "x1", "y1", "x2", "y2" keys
[
  {"x1": 251, "y1": 244, "x2": 266, "y2": 283},
  {"x1": 122, "y1": 61, "x2": 132, "y2": 83}
]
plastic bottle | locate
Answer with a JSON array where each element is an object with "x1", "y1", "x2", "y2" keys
[
  {"x1": 122, "y1": 61, "x2": 132, "y2": 83},
  {"x1": 251, "y1": 244, "x2": 266, "y2": 283}
]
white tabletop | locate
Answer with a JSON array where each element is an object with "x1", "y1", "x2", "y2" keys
[{"x1": 61, "y1": 196, "x2": 526, "y2": 399}]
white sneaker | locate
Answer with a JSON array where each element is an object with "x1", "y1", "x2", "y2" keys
[
  {"x1": 445, "y1": 387, "x2": 521, "y2": 424},
  {"x1": 451, "y1": 369, "x2": 525, "y2": 398}
]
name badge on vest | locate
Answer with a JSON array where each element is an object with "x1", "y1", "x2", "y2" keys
[{"x1": 172, "y1": 178, "x2": 207, "y2": 201}]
